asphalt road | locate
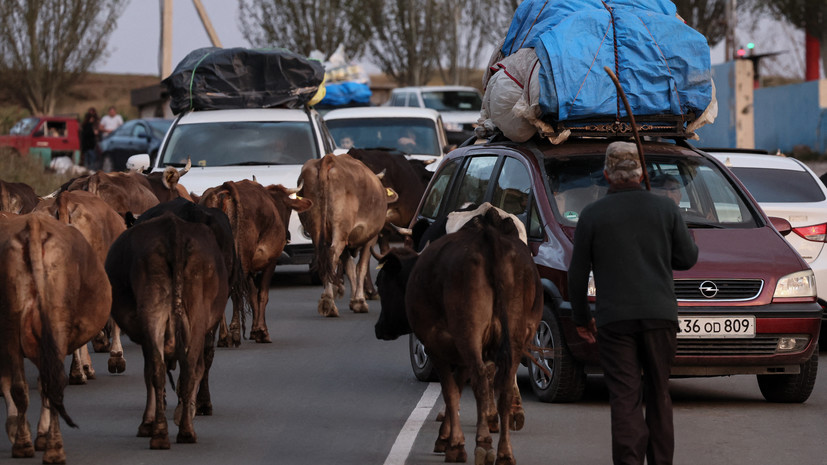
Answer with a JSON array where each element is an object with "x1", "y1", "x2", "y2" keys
[{"x1": 2, "y1": 266, "x2": 826, "y2": 465}]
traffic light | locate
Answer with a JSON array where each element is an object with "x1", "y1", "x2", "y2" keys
[{"x1": 737, "y1": 48, "x2": 746, "y2": 57}]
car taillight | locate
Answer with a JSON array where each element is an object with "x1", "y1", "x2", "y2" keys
[{"x1": 792, "y1": 223, "x2": 827, "y2": 242}]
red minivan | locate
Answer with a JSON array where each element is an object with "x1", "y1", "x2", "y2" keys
[{"x1": 410, "y1": 136, "x2": 821, "y2": 403}]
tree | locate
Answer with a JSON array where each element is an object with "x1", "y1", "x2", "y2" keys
[
  {"x1": 672, "y1": 0, "x2": 728, "y2": 47},
  {"x1": 744, "y1": 0, "x2": 826, "y2": 76},
  {"x1": 238, "y1": 0, "x2": 372, "y2": 61},
  {"x1": 0, "y1": 0, "x2": 127, "y2": 116},
  {"x1": 361, "y1": 0, "x2": 442, "y2": 86}
]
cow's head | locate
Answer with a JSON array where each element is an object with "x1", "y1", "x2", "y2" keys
[{"x1": 374, "y1": 246, "x2": 419, "y2": 341}]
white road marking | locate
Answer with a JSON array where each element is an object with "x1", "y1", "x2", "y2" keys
[{"x1": 383, "y1": 382, "x2": 441, "y2": 465}]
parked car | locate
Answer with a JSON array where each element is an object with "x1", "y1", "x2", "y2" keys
[
  {"x1": 323, "y1": 106, "x2": 450, "y2": 166},
  {"x1": 706, "y1": 149, "x2": 827, "y2": 342},
  {"x1": 408, "y1": 136, "x2": 821, "y2": 403},
  {"x1": 386, "y1": 85, "x2": 482, "y2": 146},
  {"x1": 132, "y1": 107, "x2": 339, "y2": 267},
  {"x1": 99, "y1": 118, "x2": 172, "y2": 172},
  {"x1": 0, "y1": 115, "x2": 81, "y2": 167}
]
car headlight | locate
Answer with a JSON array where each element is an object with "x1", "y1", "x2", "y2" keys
[
  {"x1": 443, "y1": 122, "x2": 463, "y2": 132},
  {"x1": 773, "y1": 270, "x2": 817, "y2": 298}
]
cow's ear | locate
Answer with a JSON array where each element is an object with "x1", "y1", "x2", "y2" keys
[
  {"x1": 377, "y1": 251, "x2": 402, "y2": 274},
  {"x1": 385, "y1": 187, "x2": 399, "y2": 204},
  {"x1": 288, "y1": 196, "x2": 312, "y2": 213}
]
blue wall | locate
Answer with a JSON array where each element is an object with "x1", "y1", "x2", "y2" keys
[{"x1": 695, "y1": 62, "x2": 736, "y2": 148}]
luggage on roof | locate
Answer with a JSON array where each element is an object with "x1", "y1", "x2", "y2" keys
[{"x1": 162, "y1": 47, "x2": 325, "y2": 115}]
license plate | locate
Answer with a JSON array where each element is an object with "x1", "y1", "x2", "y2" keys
[{"x1": 677, "y1": 316, "x2": 755, "y2": 338}]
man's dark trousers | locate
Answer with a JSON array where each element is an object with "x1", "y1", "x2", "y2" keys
[{"x1": 597, "y1": 323, "x2": 677, "y2": 465}]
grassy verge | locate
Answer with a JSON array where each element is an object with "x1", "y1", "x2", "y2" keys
[{"x1": 0, "y1": 147, "x2": 73, "y2": 196}]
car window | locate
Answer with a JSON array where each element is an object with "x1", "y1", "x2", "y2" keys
[
  {"x1": 390, "y1": 92, "x2": 408, "y2": 106},
  {"x1": 546, "y1": 154, "x2": 758, "y2": 228},
  {"x1": 326, "y1": 117, "x2": 441, "y2": 156},
  {"x1": 112, "y1": 121, "x2": 136, "y2": 138},
  {"x1": 132, "y1": 123, "x2": 147, "y2": 138},
  {"x1": 161, "y1": 120, "x2": 318, "y2": 167},
  {"x1": 492, "y1": 157, "x2": 531, "y2": 216},
  {"x1": 10, "y1": 117, "x2": 39, "y2": 135},
  {"x1": 148, "y1": 120, "x2": 173, "y2": 138},
  {"x1": 421, "y1": 90, "x2": 482, "y2": 112},
  {"x1": 446, "y1": 156, "x2": 498, "y2": 213},
  {"x1": 420, "y1": 157, "x2": 460, "y2": 219},
  {"x1": 728, "y1": 167, "x2": 827, "y2": 203}
]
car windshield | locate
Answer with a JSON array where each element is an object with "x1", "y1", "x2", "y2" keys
[
  {"x1": 326, "y1": 117, "x2": 441, "y2": 156},
  {"x1": 728, "y1": 167, "x2": 826, "y2": 203},
  {"x1": 546, "y1": 154, "x2": 759, "y2": 228},
  {"x1": 148, "y1": 120, "x2": 173, "y2": 139},
  {"x1": 9, "y1": 117, "x2": 39, "y2": 135},
  {"x1": 160, "y1": 120, "x2": 317, "y2": 167},
  {"x1": 421, "y1": 91, "x2": 482, "y2": 112}
]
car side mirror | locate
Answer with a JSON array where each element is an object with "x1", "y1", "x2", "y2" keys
[
  {"x1": 768, "y1": 216, "x2": 793, "y2": 236},
  {"x1": 126, "y1": 153, "x2": 151, "y2": 172}
]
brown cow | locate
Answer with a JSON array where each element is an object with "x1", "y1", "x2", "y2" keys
[
  {"x1": 105, "y1": 212, "x2": 229, "y2": 449},
  {"x1": 0, "y1": 213, "x2": 112, "y2": 464},
  {"x1": 199, "y1": 180, "x2": 311, "y2": 344},
  {"x1": 374, "y1": 206, "x2": 542, "y2": 465},
  {"x1": 61, "y1": 171, "x2": 159, "y2": 217},
  {"x1": 0, "y1": 179, "x2": 39, "y2": 213},
  {"x1": 298, "y1": 153, "x2": 398, "y2": 317},
  {"x1": 142, "y1": 160, "x2": 193, "y2": 203},
  {"x1": 33, "y1": 190, "x2": 128, "y2": 383}
]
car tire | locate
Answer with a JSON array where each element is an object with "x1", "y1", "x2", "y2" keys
[
  {"x1": 529, "y1": 303, "x2": 586, "y2": 403},
  {"x1": 409, "y1": 333, "x2": 437, "y2": 382},
  {"x1": 756, "y1": 344, "x2": 818, "y2": 403}
]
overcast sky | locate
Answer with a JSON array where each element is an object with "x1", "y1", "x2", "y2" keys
[{"x1": 94, "y1": 1, "x2": 816, "y2": 79}]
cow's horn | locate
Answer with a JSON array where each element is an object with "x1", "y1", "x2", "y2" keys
[
  {"x1": 285, "y1": 180, "x2": 303, "y2": 195},
  {"x1": 179, "y1": 157, "x2": 191, "y2": 176},
  {"x1": 376, "y1": 169, "x2": 386, "y2": 180},
  {"x1": 423, "y1": 158, "x2": 437, "y2": 166},
  {"x1": 389, "y1": 223, "x2": 413, "y2": 236}
]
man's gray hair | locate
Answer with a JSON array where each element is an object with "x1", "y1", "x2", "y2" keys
[{"x1": 604, "y1": 141, "x2": 642, "y2": 183}]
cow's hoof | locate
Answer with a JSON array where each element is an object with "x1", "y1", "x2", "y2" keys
[
  {"x1": 250, "y1": 329, "x2": 271, "y2": 343},
  {"x1": 365, "y1": 289, "x2": 380, "y2": 301},
  {"x1": 150, "y1": 434, "x2": 171, "y2": 450},
  {"x1": 68, "y1": 372, "x2": 87, "y2": 385},
  {"x1": 475, "y1": 446, "x2": 496, "y2": 465},
  {"x1": 510, "y1": 410, "x2": 524, "y2": 431},
  {"x1": 349, "y1": 299, "x2": 369, "y2": 313},
  {"x1": 34, "y1": 433, "x2": 48, "y2": 451},
  {"x1": 216, "y1": 337, "x2": 229, "y2": 348},
  {"x1": 196, "y1": 401, "x2": 213, "y2": 416},
  {"x1": 318, "y1": 297, "x2": 339, "y2": 317},
  {"x1": 445, "y1": 444, "x2": 467, "y2": 463},
  {"x1": 434, "y1": 437, "x2": 448, "y2": 453},
  {"x1": 495, "y1": 453, "x2": 516, "y2": 465},
  {"x1": 137, "y1": 422, "x2": 152, "y2": 438},
  {"x1": 231, "y1": 331, "x2": 242, "y2": 347},
  {"x1": 42, "y1": 446, "x2": 67, "y2": 464},
  {"x1": 12, "y1": 441, "x2": 35, "y2": 458},
  {"x1": 176, "y1": 430, "x2": 197, "y2": 444},
  {"x1": 91, "y1": 332, "x2": 110, "y2": 352},
  {"x1": 83, "y1": 365, "x2": 96, "y2": 380},
  {"x1": 108, "y1": 356, "x2": 125, "y2": 374}
]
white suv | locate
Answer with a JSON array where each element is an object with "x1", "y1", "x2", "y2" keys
[
  {"x1": 141, "y1": 107, "x2": 338, "y2": 266},
  {"x1": 386, "y1": 85, "x2": 482, "y2": 146}
]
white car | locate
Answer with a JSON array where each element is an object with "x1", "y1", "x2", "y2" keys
[
  {"x1": 323, "y1": 106, "x2": 449, "y2": 168},
  {"x1": 707, "y1": 149, "x2": 827, "y2": 326},
  {"x1": 386, "y1": 85, "x2": 482, "y2": 146},
  {"x1": 132, "y1": 107, "x2": 339, "y2": 266}
]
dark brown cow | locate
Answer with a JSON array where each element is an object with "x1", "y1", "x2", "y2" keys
[
  {"x1": 374, "y1": 207, "x2": 542, "y2": 465},
  {"x1": 298, "y1": 153, "x2": 398, "y2": 317},
  {"x1": 0, "y1": 213, "x2": 112, "y2": 464},
  {"x1": 105, "y1": 212, "x2": 229, "y2": 449},
  {"x1": 199, "y1": 180, "x2": 311, "y2": 344},
  {"x1": 142, "y1": 160, "x2": 193, "y2": 203},
  {"x1": 0, "y1": 179, "x2": 39, "y2": 213},
  {"x1": 61, "y1": 171, "x2": 159, "y2": 217},
  {"x1": 33, "y1": 190, "x2": 128, "y2": 383}
]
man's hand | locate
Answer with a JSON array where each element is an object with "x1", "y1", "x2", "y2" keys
[{"x1": 576, "y1": 318, "x2": 597, "y2": 344}]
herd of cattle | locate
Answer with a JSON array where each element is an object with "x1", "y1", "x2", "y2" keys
[{"x1": 0, "y1": 148, "x2": 542, "y2": 465}]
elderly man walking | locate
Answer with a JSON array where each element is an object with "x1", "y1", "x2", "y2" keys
[{"x1": 568, "y1": 141, "x2": 698, "y2": 465}]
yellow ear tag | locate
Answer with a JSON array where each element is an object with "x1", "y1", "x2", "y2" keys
[{"x1": 386, "y1": 188, "x2": 394, "y2": 197}]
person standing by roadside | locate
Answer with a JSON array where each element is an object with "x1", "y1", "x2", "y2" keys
[
  {"x1": 81, "y1": 107, "x2": 100, "y2": 170},
  {"x1": 99, "y1": 105, "x2": 124, "y2": 138},
  {"x1": 568, "y1": 141, "x2": 698, "y2": 465}
]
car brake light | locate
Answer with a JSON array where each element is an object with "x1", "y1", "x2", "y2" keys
[{"x1": 792, "y1": 223, "x2": 827, "y2": 242}]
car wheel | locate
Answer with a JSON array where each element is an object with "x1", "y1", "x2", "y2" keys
[
  {"x1": 529, "y1": 303, "x2": 586, "y2": 403},
  {"x1": 409, "y1": 333, "x2": 437, "y2": 382},
  {"x1": 757, "y1": 344, "x2": 818, "y2": 403}
]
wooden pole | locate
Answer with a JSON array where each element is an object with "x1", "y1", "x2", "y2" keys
[
  {"x1": 192, "y1": 0, "x2": 223, "y2": 48},
  {"x1": 160, "y1": 0, "x2": 173, "y2": 79}
]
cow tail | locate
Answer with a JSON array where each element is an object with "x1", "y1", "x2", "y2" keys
[
  {"x1": 316, "y1": 155, "x2": 334, "y2": 285},
  {"x1": 482, "y1": 213, "x2": 512, "y2": 388},
  {"x1": 25, "y1": 216, "x2": 77, "y2": 428},
  {"x1": 56, "y1": 191, "x2": 71, "y2": 225}
]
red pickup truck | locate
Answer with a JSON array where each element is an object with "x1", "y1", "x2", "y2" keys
[{"x1": 0, "y1": 115, "x2": 81, "y2": 167}]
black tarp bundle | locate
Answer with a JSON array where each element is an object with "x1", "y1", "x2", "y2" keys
[{"x1": 162, "y1": 47, "x2": 325, "y2": 115}]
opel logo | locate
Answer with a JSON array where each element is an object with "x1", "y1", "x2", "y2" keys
[{"x1": 699, "y1": 280, "x2": 719, "y2": 298}]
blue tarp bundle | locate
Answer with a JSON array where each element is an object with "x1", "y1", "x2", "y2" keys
[
  {"x1": 500, "y1": 0, "x2": 712, "y2": 122},
  {"x1": 319, "y1": 81, "x2": 372, "y2": 107}
]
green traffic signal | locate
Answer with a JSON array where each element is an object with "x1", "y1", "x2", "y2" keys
[{"x1": 747, "y1": 42, "x2": 755, "y2": 49}]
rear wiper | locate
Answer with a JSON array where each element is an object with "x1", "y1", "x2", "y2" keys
[{"x1": 232, "y1": 161, "x2": 278, "y2": 166}]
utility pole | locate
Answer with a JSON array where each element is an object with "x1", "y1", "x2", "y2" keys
[
  {"x1": 192, "y1": 0, "x2": 223, "y2": 49},
  {"x1": 724, "y1": 0, "x2": 737, "y2": 61},
  {"x1": 158, "y1": 0, "x2": 222, "y2": 79}
]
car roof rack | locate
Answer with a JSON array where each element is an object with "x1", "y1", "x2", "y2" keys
[{"x1": 545, "y1": 113, "x2": 693, "y2": 139}]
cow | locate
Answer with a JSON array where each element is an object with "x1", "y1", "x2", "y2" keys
[
  {"x1": 143, "y1": 162, "x2": 193, "y2": 203},
  {"x1": 0, "y1": 179, "x2": 39, "y2": 214},
  {"x1": 0, "y1": 213, "x2": 112, "y2": 464},
  {"x1": 33, "y1": 190, "x2": 128, "y2": 383},
  {"x1": 298, "y1": 153, "x2": 398, "y2": 317},
  {"x1": 199, "y1": 180, "x2": 311, "y2": 344},
  {"x1": 105, "y1": 211, "x2": 229, "y2": 448},
  {"x1": 374, "y1": 206, "x2": 542, "y2": 465},
  {"x1": 60, "y1": 171, "x2": 159, "y2": 217}
]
